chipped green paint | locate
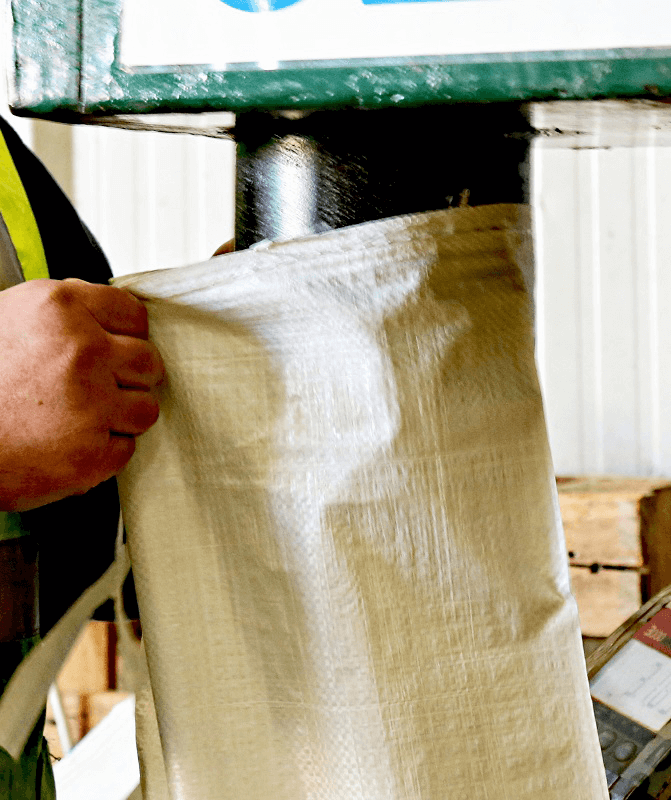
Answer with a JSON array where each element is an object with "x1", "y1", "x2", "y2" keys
[
  {"x1": 10, "y1": 0, "x2": 671, "y2": 117},
  {"x1": 10, "y1": 0, "x2": 81, "y2": 113}
]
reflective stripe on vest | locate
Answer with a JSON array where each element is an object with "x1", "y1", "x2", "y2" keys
[{"x1": 0, "y1": 131, "x2": 48, "y2": 282}]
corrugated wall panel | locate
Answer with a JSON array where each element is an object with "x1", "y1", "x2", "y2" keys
[
  {"x1": 534, "y1": 142, "x2": 671, "y2": 477},
  {"x1": 631, "y1": 147, "x2": 657, "y2": 476},
  {"x1": 73, "y1": 126, "x2": 235, "y2": 277},
  {"x1": 534, "y1": 148, "x2": 589, "y2": 473},
  {"x1": 652, "y1": 147, "x2": 671, "y2": 476},
  {"x1": 596, "y1": 149, "x2": 641, "y2": 473}
]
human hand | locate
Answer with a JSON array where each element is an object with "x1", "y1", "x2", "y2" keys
[{"x1": 0, "y1": 278, "x2": 164, "y2": 511}]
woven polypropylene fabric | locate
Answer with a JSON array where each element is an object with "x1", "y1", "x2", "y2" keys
[{"x1": 115, "y1": 205, "x2": 608, "y2": 800}]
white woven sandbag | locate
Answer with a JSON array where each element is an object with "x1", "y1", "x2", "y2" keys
[{"x1": 114, "y1": 205, "x2": 608, "y2": 800}]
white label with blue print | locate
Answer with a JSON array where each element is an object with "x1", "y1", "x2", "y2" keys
[{"x1": 120, "y1": 0, "x2": 671, "y2": 70}]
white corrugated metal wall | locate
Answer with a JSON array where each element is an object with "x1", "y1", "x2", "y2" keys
[
  {"x1": 4, "y1": 110, "x2": 671, "y2": 479},
  {"x1": 534, "y1": 143, "x2": 671, "y2": 477},
  {"x1": 73, "y1": 125, "x2": 236, "y2": 275}
]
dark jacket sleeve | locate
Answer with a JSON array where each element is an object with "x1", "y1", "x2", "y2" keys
[{"x1": 0, "y1": 117, "x2": 137, "y2": 631}]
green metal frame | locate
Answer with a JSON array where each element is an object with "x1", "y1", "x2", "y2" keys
[{"x1": 10, "y1": 0, "x2": 671, "y2": 118}]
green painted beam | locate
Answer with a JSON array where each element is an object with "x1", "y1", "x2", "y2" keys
[
  {"x1": 9, "y1": 0, "x2": 671, "y2": 117},
  {"x1": 10, "y1": 0, "x2": 82, "y2": 114},
  {"x1": 88, "y1": 50, "x2": 671, "y2": 114}
]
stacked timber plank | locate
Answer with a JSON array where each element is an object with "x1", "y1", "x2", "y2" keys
[{"x1": 558, "y1": 477, "x2": 671, "y2": 638}]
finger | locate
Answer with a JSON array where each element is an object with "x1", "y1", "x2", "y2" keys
[
  {"x1": 110, "y1": 390, "x2": 160, "y2": 436},
  {"x1": 109, "y1": 335, "x2": 165, "y2": 389},
  {"x1": 104, "y1": 434, "x2": 137, "y2": 475},
  {"x1": 212, "y1": 239, "x2": 235, "y2": 257},
  {"x1": 62, "y1": 279, "x2": 150, "y2": 339},
  {"x1": 69, "y1": 433, "x2": 137, "y2": 487}
]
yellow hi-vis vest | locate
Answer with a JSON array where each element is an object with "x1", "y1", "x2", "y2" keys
[{"x1": 0, "y1": 130, "x2": 48, "y2": 283}]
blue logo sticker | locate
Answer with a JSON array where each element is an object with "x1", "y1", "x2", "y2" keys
[
  {"x1": 362, "y1": 0, "x2": 458, "y2": 3},
  {"x1": 219, "y1": 0, "x2": 301, "y2": 10}
]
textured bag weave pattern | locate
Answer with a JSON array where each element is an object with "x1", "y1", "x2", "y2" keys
[{"x1": 115, "y1": 205, "x2": 608, "y2": 800}]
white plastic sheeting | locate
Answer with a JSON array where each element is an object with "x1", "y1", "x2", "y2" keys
[{"x1": 114, "y1": 205, "x2": 607, "y2": 800}]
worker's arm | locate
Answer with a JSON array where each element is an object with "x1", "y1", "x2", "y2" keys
[{"x1": 0, "y1": 278, "x2": 164, "y2": 512}]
